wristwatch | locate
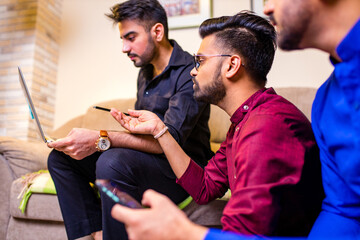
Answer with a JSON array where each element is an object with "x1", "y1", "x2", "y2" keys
[{"x1": 95, "y1": 130, "x2": 111, "y2": 152}]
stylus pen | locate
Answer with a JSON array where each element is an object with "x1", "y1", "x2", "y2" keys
[{"x1": 93, "y1": 106, "x2": 130, "y2": 116}]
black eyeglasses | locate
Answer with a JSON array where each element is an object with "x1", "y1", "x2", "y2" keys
[{"x1": 193, "y1": 54, "x2": 232, "y2": 71}]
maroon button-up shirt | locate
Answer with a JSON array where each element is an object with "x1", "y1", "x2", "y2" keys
[{"x1": 177, "y1": 88, "x2": 323, "y2": 236}]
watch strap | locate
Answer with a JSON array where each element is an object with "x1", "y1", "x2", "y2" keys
[{"x1": 100, "y1": 130, "x2": 108, "y2": 137}]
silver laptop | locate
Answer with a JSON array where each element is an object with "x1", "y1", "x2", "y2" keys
[{"x1": 18, "y1": 66, "x2": 53, "y2": 143}]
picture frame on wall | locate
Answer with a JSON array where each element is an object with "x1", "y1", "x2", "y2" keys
[
  {"x1": 159, "y1": 0, "x2": 213, "y2": 30},
  {"x1": 250, "y1": 0, "x2": 268, "y2": 17}
]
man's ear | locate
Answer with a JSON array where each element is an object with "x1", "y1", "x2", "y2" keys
[
  {"x1": 225, "y1": 55, "x2": 243, "y2": 79},
  {"x1": 151, "y1": 23, "x2": 164, "y2": 42}
]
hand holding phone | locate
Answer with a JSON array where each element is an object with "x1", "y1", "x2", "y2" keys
[{"x1": 95, "y1": 179, "x2": 142, "y2": 209}]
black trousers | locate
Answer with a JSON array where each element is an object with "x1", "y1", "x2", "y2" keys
[{"x1": 48, "y1": 148, "x2": 189, "y2": 240}]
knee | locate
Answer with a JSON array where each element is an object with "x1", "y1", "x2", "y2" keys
[
  {"x1": 96, "y1": 149, "x2": 123, "y2": 179},
  {"x1": 47, "y1": 149, "x2": 64, "y2": 171},
  {"x1": 95, "y1": 148, "x2": 141, "y2": 179}
]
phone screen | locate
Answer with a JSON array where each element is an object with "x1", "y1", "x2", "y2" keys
[{"x1": 95, "y1": 179, "x2": 142, "y2": 209}]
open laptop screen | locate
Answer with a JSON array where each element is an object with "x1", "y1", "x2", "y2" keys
[{"x1": 18, "y1": 66, "x2": 52, "y2": 143}]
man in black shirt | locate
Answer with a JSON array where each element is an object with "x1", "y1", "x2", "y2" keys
[{"x1": 47, "y1": 0, "x2": 213, "y2": 239}]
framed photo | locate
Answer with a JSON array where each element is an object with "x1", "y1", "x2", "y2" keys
[
  {"x1": 159, "y1": 0, "x2": 213, "y2": 30},
  {"x1": 250, "y1": 0, "x2": 268, "y2": 17}
]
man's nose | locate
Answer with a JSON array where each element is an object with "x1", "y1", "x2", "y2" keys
[
  {"x1": 263, "y1": 0, "x2": 274, "y2": 16},
  {"x1": 122, "y1": 43, "x2": 130, "y2": 53},
  {"x1": 190, "y1": 67, "x2": 197, "y2": 77}
]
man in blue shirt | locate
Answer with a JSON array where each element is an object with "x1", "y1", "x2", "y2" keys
[
  {"x1": 264, "y1": 0, "x2": 360, "y2": 238},
  {"x1": 111, "y1": 0, "x2": 360, "y2": 239}
]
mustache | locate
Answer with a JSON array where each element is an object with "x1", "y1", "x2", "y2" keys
[
  {"x1": 127, "y1": 53, "x2": 138, "y2": 58},
  {"x1": 268, "y1": 14, "x2": 276, "y2": 25}
]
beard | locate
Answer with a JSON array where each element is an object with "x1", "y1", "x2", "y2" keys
[
  {"x1": 277, "y1": 7, "x2": 312, "y2": 50},
  {"x1": 129, "y1": 35, "x2": 156, "y2": 67},
  {"x1": 193, "y1": 66, "x2": 226, "y2": 105}
]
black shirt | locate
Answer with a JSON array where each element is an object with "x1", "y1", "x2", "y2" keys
[{"x1": 135, "y1": 40, "x2": 213, "y2": 168}]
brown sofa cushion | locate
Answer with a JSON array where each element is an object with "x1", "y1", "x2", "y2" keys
[
  {"x1": 10, "y1": 178, "x2": 63, "y2": 222},
  {"x1": 0, "y1": 137, "x2": 51, "y2": 179},
  {"x1": 6, "y1": 217, "x2": 67, "y2": 240},
  {"x1": 275, "y1": 87, "x2": 316, "y2": 120},
  {"x1": 209, "y1": 105, "x2": 231, "y2": 145}
]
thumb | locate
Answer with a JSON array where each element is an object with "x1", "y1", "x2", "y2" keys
[
  {"x1": 47, "y1": 138, "x2": 65, "y2": 148},
  {"x1": 111, "y1": 204, "x2": 135, "y2": 223},
  {"x1": 141, "y1": 189, "x2": 170, "y2": 208}
]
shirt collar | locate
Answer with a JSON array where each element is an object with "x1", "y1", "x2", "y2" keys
[
  {"x1": 167, "y1": 40, "x2": 192, "y2": 68},
  {"x1": 336, "y1": 18, "x2": 360, "y2": 64},
  {"x1": 331, "y1": 18, "x2": 360, "y2": 108},
  {"x1": 230, "y1": 88, "x2": 268, "y2": 125},
  {"x1": 142, "y1": 40, "x2": 190, "y2": 82},
  {"x1": 331, "y1": 18, "x2": 360, "y2": 92}
]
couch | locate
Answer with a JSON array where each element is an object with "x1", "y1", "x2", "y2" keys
[{"x1": 0, "y1": 87, "x2": 317, "y2": 240}]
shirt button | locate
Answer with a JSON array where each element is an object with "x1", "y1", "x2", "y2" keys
[
  {"x1": 243, "y1": 105, "x2": 249, "y2": 110},
  {"x1": 145, "y1": 91, "x2": 149, "y2": 95}
]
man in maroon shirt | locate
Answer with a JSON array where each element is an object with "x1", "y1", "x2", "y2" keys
[{"x1": 110, "y1": 12, "x2": 323, "y2": 238}]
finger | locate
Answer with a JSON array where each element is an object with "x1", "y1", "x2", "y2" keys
[
  {"x1": 121, "y1": 112, "x2": 133, "y2": 121},
  {"x1": 110, "y1": 109, "x2": 129, "y2": 123},
  {"x1": 47, "y1": 138, "x2": 67, "y2": 148},
  {"x1": 113, "y1": 113, "x2": 131, "y2": 130},
  {"x1": 110, "y1": 108, "x2": 121, "y2": 120},
  {"x1": 110, "y1": 107, "x2": 120, "y2": 113},
  {"x1": 121, "y1": 112, "x2": 131, "y2": 121},
  {"x1": 54, "y1": 146, "x2": 68, "y2": 152},
  {"x1": 127, "y1": 109, "x2": 142, "y2": 117},
  {"x1": 111, "y1": 204, "x2": 138, "y2": 223},
  {"x1": 62, "y1": 151, "x2": 72, "y2": 157}
]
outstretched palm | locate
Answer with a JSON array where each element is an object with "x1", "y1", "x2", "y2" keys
[{"x1": 112, "y1": 109, "x2": 162, "y2": 136}]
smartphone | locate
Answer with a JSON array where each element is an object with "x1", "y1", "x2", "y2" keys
[{"x1": 95, "y1": 179, "x2": 142, "y2": 209}]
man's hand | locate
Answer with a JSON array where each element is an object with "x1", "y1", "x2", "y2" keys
[
  {"x1": 111, "y1": 109, "x2": 166, "y2": 137},
  {"x1": 47, "y1": 128, "x2": 98, "y2": 160},
  {"x1": 111, "y1": 190, "x2": 208, "y2": 240}
]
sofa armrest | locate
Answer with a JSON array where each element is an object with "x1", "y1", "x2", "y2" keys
[
  {"x1": 0, "y1": 137, "x2": 52, "y2": 179},
  {"x1": 275, "y1": 87, "x2": 316, "y2": 121}
]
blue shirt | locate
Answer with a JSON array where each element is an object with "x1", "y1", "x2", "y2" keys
[
  {"x1": 205, "y1": 229, "x2": 306, "y2": 240},
  {"x1": 308, "y1": 19, "x2": 360, "y2": 238},
  {"x1": 203, "y1": 18, "x2": 360, "y2": 240}
]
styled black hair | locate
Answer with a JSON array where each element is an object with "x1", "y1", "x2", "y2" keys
[
  {"x1": 106, "y1": 0, "x2": 169, "y2": 40},
  {"x1": 199, "y1": 11, "x2": 277, "y2": 84}
]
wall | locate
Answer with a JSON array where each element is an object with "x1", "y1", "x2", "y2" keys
[
  {"x1": 0, "y1": 0, "x2": 61, "y2": 140},
  {"x1": 54, "y1": 0, "x2": 333, "y2": 129}
]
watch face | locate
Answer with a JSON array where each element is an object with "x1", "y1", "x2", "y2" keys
[{"x1": 98, "y1": 138, "x2": 110, "y2": 150}]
